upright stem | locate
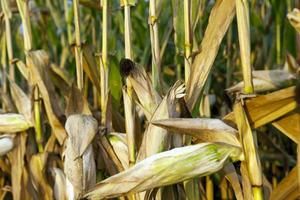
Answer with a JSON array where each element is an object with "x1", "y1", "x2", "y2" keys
[
  {"x1": 4, "y1": 16, "x2": 14, "y2": 80},
  {"x1": 16, "y1": 0, "x2": 43, "y2": 152},
  {"x1": 184, "y1": 0, "x2": 192, "y2": 84},
  {"x1": 235, "y1": 0, "x2": 253, "y2": 94},
  {"x1": 124, "y1": 3, "x2": 132, "y2": 59},
  {"x1": 149, "y1": 0, "x2": 162, "y2": 92},
  {"x1": 73, "y1": 0, "x2": 83, "y2": 90},
  {"x1": 64, "y1": 0, "x2": 73, "y2": 45},
  {"x1": 100, "y1": 0, "x2": 111, "y2": 130},
  {"x1": 123, "y1": 1, "x2": 136, "y2": 166},
  {"x1": 275, "y1": 16, "x2": 281, "y2": 65}
]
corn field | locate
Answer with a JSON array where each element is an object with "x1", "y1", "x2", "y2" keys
[{"x1": 0, "y1": 0, "x2": 299, "y2": 199}]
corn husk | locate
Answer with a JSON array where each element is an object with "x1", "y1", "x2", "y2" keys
[
  {"x1": 144, "y1": 81, "x2": 184, "y2": 157},
  {"x1": 287, "y1": 8, "x2": 300, "y2": 34},
  {"x1": 50, "y1": 168, "x2": 67, "y2": 200},
  {"x1": 9, "y1": 80, "x2": 33, "y2": 124},
  {"x1": 107, "y1": 132, "x2": 129, "y2": 169},
  {"x1": 227, "y1": 70, "x2": 296, "y2": 93},
  {"x1": 64, "y1": 114, "x2": 97, "y2": 199},
  {"x1": 223, "y1": 86, "x2": 297, "y2": 128},
  {"x1": 7, "y1": 133, "x2": 26, "y2": 200},
  {"x1": 152, "y1": 118, "x2": 241, "y2": 148},
  {"x1": 270, "y1": 166, "x2": 298, "y2": 200},
  {"x1": 84, "y1": 143, "x2": 243, "y2": 199},
  {"x1": 272, "y1": 111, "x2": 300, "y2": 144},
  {"x1": 28, "y1": 153, "x2": 53, "y2": 200},
  {"x1": 0, "y1": 113, "x2": 32, "y2": 132},
  {"x1": 0, "y1": 135, "x2": 14, "y2": 156},
  {"x1": 120, "y1": 58, "x2": 161, "y2": 120}
]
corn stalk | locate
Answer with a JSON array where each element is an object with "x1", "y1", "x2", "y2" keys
[
  {"x1": 16, "y1": 0, "x2": 43, "y2": 152},
  {"x1": 73, "y1": 0, "x2": 84, "y2": 90}
]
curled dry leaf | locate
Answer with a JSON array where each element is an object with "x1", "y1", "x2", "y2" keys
[
  {"x1": 26, "y1": 50, "x2": 66, "y2": 144},
  {"x1": 84, "y1": 143, "x2": 243, "y2": 199},
  {"x1": 152, "y1": 118, "x2": 241, "y2": 148},
  {"x1": 64, "y1": 114, "x2": 98, "y2": 198},
  {"x1": 0, "y1": 113, "x2": 32, "y2": 132}
]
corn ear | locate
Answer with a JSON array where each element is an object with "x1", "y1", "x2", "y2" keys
[
  {"x1": 64, "y1": 114, "x2": 97, "y2": 199},
  {"x1": 120, "y1": 58, "x2": 161, "y2": 120},
  {"x1": 0, "y1": 113, "x2": 32, "y2": 132},
  {"x1": 84, "y1": 143, "x2": 243, "y2": 199},
  {"x1": 0, "y1": 135, "x2": 14, "y2": 156}
]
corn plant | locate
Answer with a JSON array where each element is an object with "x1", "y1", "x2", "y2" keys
[{"x1": 0, "y1": 0, "x2": 299, "y2": 200}]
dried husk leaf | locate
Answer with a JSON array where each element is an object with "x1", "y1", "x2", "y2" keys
[
  {"x1": 144, "y1": 81, "x2": 184, "y2": 158},
  {"x1": 84, "y1": 143, "x2": 243, "y2": 199},
  {"x1": 272, "y1": 111, "x2": 300, "y2": 144},
  {"x1": 0, "y1": 135, "x2": 14, "y2": 156},
  {"x1": 234, "y1": 102, "x2": 262, "y2": 187},
  {"x1": 28, "y1": 153, "x2": 53, "y2": 200},
  {"x1": 152, "y1": 118, "x2": 241, "y2": 148},
  {"x1": 120, "y1": 59, "x2": 161, "y2": 120},
  {"x1": 7, "y1": 133, "x2": 26, "y2": 200},
  {"x1": 227, "y1": 70, "x2": 296, "y2": 93},
  {"x1": 82, "y1": 44, "x2": 100, "y2": 92},
  {"x1": 223, "y1": 86, "x2": 297, "y2": 128},
  {"x1": 15, "y1": 59, "x2": 29, "y2": 80},
  {"x1": 16, "y1": 0, "x2": 32, "y2": 51},
  {"x1": 9, "y1": 80, "x2": 33, "y2": 124},
  {"x1": 185, "y1": 0, "x2": 235, "y2": 111},
  {"x1": 50, "y1": 168, "x2": 67, "y2": 200},
  {"x1": 107, "y1": 132, "x2": 129, "y2": 169},
  {"x1": 270, "y1": 166, "x2": 298, "y2": 200},
  {"x1": 65, "y1": 84, "x2": 92, "y2": 117},
  {"x1": 64, "y1": 114, "x2": 97, "y2": 198},
  {"x1": 222, "y1": 164, "x2": 244, "y2": 200},
  {"x1": 287, "y1": 8, "x2": 300, "y2": 34},
  {"x1": 0, "y1": 113, "x2": 32, "y2": 132},
  {"x1": 26, "y1": 50, "x2": 67, "y2": 144},
  {"x1": 122, "y1": 88, "x2": 136, "y2": 165},
  {"x1": 49, "y1": 63, "x2": 71, "y2": 98},
  {"x1": 286, "y1": 53, "x2": 300, "y2": 75}
]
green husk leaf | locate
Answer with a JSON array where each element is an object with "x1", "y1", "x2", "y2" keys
[
  {"x1": 0, "y1": 113, "x2": 32, "y2": 132},
  {"x1": 84, "y1": 143, "x2": 243, "y2": 199}
]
